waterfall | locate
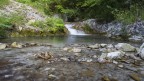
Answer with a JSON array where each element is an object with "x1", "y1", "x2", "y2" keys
[{"x1": 65, "y1": 24, "x2": 88, "y2": 35}]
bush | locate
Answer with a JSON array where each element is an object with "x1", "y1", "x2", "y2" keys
[{"x1": 31, "y1": 17, "x2": 65, "y2": 34}]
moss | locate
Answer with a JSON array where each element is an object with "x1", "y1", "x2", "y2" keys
[
  {"x1": 82, "y1": 24, "x2": 95, "y2": 34},
  {"x1": 10, "y1": 28, "x2": 67, "y2": 37},
  {"x1": 73, "y1": 23, "x2": 95, "y2": 34}
]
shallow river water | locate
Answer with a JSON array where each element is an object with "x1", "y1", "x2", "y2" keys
[{"x1": 0, "y1": 35, "x2": 143, "y2": 81}]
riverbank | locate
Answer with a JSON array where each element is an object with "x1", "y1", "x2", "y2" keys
[
  {"x1": 0, "y1": 41, "x2": 144, "y2": 81},
  {"x1": 0, "y1": 0, "x2": 67, "y2": 38}
]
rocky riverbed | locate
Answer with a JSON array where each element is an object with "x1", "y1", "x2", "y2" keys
[{"x1": 0, "y1": 42, "x2": 144, "y2": 81}]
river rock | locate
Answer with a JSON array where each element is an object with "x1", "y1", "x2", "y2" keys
[
  {"x1": 48, "y1": 74, "x2": 58, "y2": 79},
  {"x1": 140, "y1": 71, "x2": 144, "y2": 76},
  {"x1": 72, "y1": 48, "x2": 81, "y2": 53},
  {"x1": 36, "y1": 52, "x2": 52, "y2": 60},
  {"x1": 100, "y1": 43, "x2": 107, "y2": 48},
  {"x1": 129, "y1": 73, "x2": 141, "y2": 81},
  {"x1": 0, "y1": 43, "x2": 7, "y2": 50},
  {"x1": 107, "y1": 44, "x2": 114, "y2": 49},
  {"x1": 138, "y1": 43, "x2": 144, "y2": 59},
  {"x1": 11, "y1": 42, "x2": 22, "y2": 48},
  {"x1": 88, "y1": 44, "x2": 100, "y2": 49},
  {"x1": 45, "y1": 68, "x2": 56, "y2": 71},
  {"x1": 118, "y1": 64, "x2": 124, "y2": 68},
  {"x1": 115, "y1": 43, "x2": 136, "y2": 52},
  {"x1": 97, "y1": 53, "x2": 107, "y2": 63},
  {"x1": 63, "y1": 47, "x2": 71, "y2": 51},
  {"x1": 107, "y1": 51, "x2": 125, "y2": 59},
  {"x1": 99, "y1": 48, "x2": 108, "y2": 53},
  {"x1": 60, "y1": 57, "x2": 69, "y2": 61},
  {"x1": 78, "y1": 58, "x2": 93, "y2": 62},
  {"x1": 113, "y1": 60, "x2": 118, "y2": 64}
]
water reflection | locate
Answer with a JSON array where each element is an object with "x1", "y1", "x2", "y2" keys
[{"x1": 0, "y1": 35, "x2": 141, "y2": 47}]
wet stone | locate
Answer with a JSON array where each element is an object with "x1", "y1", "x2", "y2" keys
[
  {"x1": 81, "y1": 70, "x2": 95, "y2": 77},
  {"x1": 129, "y1": 73, "x2": 141, "y2": 81},
  {"x1": 0, "y1": 43, "x2": 7, "y2": 50},
  {"x1": 101, "y1": 76, "x2": 110, "y2": 81}
]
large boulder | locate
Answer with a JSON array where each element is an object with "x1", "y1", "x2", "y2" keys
[
  {"x1": 115, "y1": 43, "x2": 136, "y2": 52},
  {"x1": 0, "y1": 43, "x2": 7, "y2": 50}
]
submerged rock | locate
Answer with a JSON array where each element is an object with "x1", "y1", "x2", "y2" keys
[
  {"x1": 115, "y1": 43, "x2": 136, "y2": 52},
  {"x1": 0, "y1": 43, "x2": 7, "y2": 50}
]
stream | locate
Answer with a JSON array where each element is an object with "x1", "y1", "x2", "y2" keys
[{"x1": 0, "y1": 24, "x2": 143, "y2": 81}]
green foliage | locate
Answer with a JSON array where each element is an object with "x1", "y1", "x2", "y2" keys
[
  {"x1": 0, "y1": 0, "x2": 9, "y2": 8},
  {"x1": 113, "y1": 5, "x2": 144, "y2": 24},
  {"x1": 17, "y1": 0, "x2": 144, "y2": 23},
  {"x1": 0, "y1": 13, "x2": 26, "y2": 37},
  {"x1": 31, "y1": 17, "x2": 65, "y2": 34},
  {"x1": 16, "y1": 0, "x2": 45, "y2": 13}
]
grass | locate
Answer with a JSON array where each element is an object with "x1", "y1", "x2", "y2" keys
[
  {"x1": 31, "y1": 17, "x2": 65, "y2": 34},
  {"x1": 0, "y1": 0, "x2": 10, "y2": 8},
  {"x1": 0, "y1": 13, "x2": 26, "y2": 37}
]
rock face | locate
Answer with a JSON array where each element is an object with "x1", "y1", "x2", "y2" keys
[
  {"x1": 115, "y1": 43, "x2": 136, "y2": 52},
  {"x1": 83, "y1": 19, "x2": 108, "y2": 34},
  {"x1": 138, "y1": 43, "x2": 144, "y2": 59},
  {"x1": 0, "y1": 43, "x2": 7, "y2": 50},
  {"x1": 83, "y1": 19, "x2": 144, "y2": 41}
]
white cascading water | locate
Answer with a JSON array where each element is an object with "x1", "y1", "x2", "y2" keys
[{"x1": 65, "y1": 24, "x2": 88, "y2": 35}]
